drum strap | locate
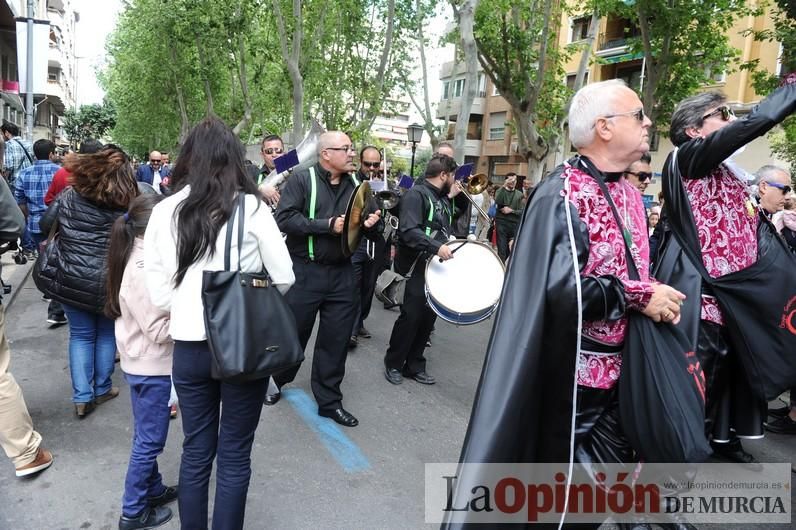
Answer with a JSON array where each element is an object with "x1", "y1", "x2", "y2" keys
[{"x1": 308, "y1": 167, "x2": 318, "y2": 260}]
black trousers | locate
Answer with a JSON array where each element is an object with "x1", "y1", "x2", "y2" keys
[
  {"x1": 275, "y1": 260, "x2": 356, "y2": 412},
  {"x1": 696, "y1": 320, "x2": 765, "y2": 442},
  {"x1": 350, "y1": 238, "x2": 388, "y2": 336},
  {"x1": 495, "y1": 219, "x2": 517, "y2": 261},
  {"x1": 385, "y1": 267, "x2": 436, "y2": 374}
]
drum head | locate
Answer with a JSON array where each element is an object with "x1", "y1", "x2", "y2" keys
[{"x1": 425, "y1": 240, "x2": 504, "y2": 324}]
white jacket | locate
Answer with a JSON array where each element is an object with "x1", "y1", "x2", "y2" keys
[{"x1": 144, "y1": 187, "x2": 295, "y2": 341}]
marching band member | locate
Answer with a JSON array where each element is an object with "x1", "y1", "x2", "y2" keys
[
  {"x1": 272, "y1": 132, "x2": 381, "y2": 427},
  {"x1": 384, "y1": 154, "x2": 462, "y2": 386}
]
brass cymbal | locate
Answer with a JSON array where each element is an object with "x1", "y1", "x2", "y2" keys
[{"x1": 341, "y1": 181, "x2": 371, "y2": 257}]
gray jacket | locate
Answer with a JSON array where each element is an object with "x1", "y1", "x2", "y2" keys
[{"x1": 0, "y1": 177, "x2": 24, "y2": 302}]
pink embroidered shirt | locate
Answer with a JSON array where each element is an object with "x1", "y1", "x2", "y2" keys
[
  {"x1": 563, "y1": 164, "x2": 655, "y2": 389},
  {"x1": 683, "y1": 164, "x2": 759, "y2": 325}
]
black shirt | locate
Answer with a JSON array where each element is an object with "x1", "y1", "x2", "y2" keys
[
  {"x1": 395, "y1": 180, "x2": 454, "y2": 274},
  {"x1": 276, "y1": 163, "x2": 380, "y2": 264}
]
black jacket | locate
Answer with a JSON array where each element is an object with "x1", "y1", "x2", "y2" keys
[
  {"x1": 394, "y1": 180, "x2": 456, "y2": 274},
  {"x1": 36, "y1": 188, "x2": 124, "y2": 313},
  {"x1": 276, "y1": 163, "x2": 380, "y2": 265}
]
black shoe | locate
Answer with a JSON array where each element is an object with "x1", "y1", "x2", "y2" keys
[
  {"x1": 711, "y1": 442, "x2": 763, "y2": 470},
  {"x1": 264, "y1": 390, "x2": 281, "y2": 406},
  {"x1": 357, "y1": 327, "x2": 372, "y2": 338},
  {"x1": 768, "y1": 405, "x2": 791, "y2": 418},
  {"x1": 348, "y1": 336, "x2": 358, "y2": 349},
  {"x1": 765, "y1": 414, "x2": 796, "y2": 434},
  {"x1": 147, "y1": 485, "x2": 178, "y2": 507},
  {"x1": 425, "y1": 339, "x2": 431, "y2": 347},
  {"x1": 319, "y1": 408, "x2": 358, "y2": 427},
  {"x1": 119, "y1": 506, "x2": 172, "y2": 530},
  {"x1": 47, "y1": 313, "x2": 67, "y2": 326},
  {"x1": 384, "y1": 367, "x2": 403, "y2": 385},
  {"x1": 41, "y1": 294, "x2": 51, "y2": 302},
  {"x1": 404, "y1": 370, "x2": 436, "y2": 385}
]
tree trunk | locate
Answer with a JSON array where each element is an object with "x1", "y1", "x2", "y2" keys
[
  {"x1": 232, "y1": 32, "x2": 253, "y2": 136},
  {"x1": 452, "y1": 0, "x2": 479, "y2": 164},
  {"x1": 273, "y1": 0, "x2": 305, "y2": 142},
  {"x1": 167, "y1": 39, "x2": 191, "y2": 145},
  {"x1": 194, "y1": 33, "x2": 215, "y2": 115}
]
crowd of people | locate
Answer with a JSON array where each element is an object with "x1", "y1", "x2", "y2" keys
[{"x1": 0, "y1": 73, "x2": 793, "y2": 530}]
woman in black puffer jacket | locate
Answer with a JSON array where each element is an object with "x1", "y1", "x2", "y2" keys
[{"x1": 42, "y1": 145, "x2": 138, "y2": 418}]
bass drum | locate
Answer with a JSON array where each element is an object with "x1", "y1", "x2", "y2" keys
[{"x1": 424, "y1": 239, "x2": 505, "y2": 325}]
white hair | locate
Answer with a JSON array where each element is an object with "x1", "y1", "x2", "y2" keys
[
  {"x1": 568, "y1": 79, "x2": 627, "y2": 149},
  {"x1": 753, "y1": 164, "x2": 791, "y2": 186}
]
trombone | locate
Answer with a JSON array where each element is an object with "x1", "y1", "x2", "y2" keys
[{"x1": 455, "y1": 172, "x2": 492, "y2": 225}]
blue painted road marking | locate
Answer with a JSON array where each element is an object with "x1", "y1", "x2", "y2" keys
[{"x1": 283, "y1": 388, "x2": 371, "y2": 473}]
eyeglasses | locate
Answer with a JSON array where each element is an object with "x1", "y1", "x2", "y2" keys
[
  {"x1": 361, "y1": 161, "x2": 380, "y2": 169},
  {"x1": 765, "y1": 181, "x2": 792, "y2": 194},
  {"x1": 262, "y1": 147, "x2": 284, "y2": 155},
  {"x1": 603, "y1": 108, "x2": 646, "y2": 123},
  {"x1": 625, "y1": 171, "x2": 652, "y2": 182},
  {"x1": 702, "y1": 105, "x2": 735, "y2": 122},
  {"x1": 326, "y1": 145, "x2": 355, "y2": 153}
]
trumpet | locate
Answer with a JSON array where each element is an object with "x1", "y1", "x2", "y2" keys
[{"x1": 455, "y1": 173, "x2": 492, "y2": 224}]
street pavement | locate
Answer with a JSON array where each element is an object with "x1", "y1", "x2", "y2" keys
[{"x1": 0, "y1": 263, "x2": 793, "y2": 529}]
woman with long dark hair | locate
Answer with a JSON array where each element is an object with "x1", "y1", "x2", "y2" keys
[
  {"x1": 39, "y1": 145, "x2": 138, "y2": 418},
  {"x1": 144, "y1": 117, "x2": 294, "y2": 530}
]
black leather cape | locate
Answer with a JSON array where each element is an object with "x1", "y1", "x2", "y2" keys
[{"x1": 443, "y1": 158, "x2": 639, "y2": 528}]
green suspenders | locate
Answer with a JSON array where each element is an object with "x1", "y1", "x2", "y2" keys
[
  {"x1": 425, "y1": 197, "x2": 434, "y2": 236},
  {"x1": 306, "y1": 168, "x2": 361, "y2": 261},
  {"x1": 308, "y1": 167, "x2": 318, "y2": 260}
]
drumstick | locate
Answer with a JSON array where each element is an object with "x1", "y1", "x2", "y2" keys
[{"x1": 439, "y1": 240, "x2": 470, "y2": 262}]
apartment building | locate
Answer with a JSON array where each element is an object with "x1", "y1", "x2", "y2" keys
[
  {"x1": 0, "y1": 0, "x2": 78, "y2": 144},
  {"x1": 437, "y1": 5, "x2": 785, "y2": 192}
]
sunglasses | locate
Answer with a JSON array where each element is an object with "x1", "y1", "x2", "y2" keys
[
  {"x1": 262, "y1": 147, "x2": 284, "y2": 155},
  {"x1": 702, "y1": 105, "x2": 735, "y2": 122},
  {"x1": 604, "y1": 108, "x2": 646, "y2": 123},
  {"x1": 766, "y1": 181, "x2": 792, "y2": 194},
  {"x1": 361, "y1": 161, "x2": 381, "y2": 169},
  {"x1": 625, "y1": 170, "x2": 652, "y2": 182}
]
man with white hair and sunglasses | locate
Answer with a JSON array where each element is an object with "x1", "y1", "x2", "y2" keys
[{"x1": 446, "y1": 80, "x2": 687, "y2": 526}]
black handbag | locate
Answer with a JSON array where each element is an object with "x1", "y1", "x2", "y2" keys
[
  {"x1": 586, "y1": 163, "x2": 711, "y2": 462},
  {"x1": 201, "y1": 194, "x2": 303, "y2": 382}
]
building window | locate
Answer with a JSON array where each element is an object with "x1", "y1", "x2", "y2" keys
[
  {"x1": 443, "y1": 81, "x2": 450, "y2": 99},
  {"x1": 616, "y1": 65, "x2": 643, "y2": 91},
  {"x1": 703, "y1": 65, "x2": 726, "y2": 84},
  {"x1": 453, "y1": 78, "x2": 465, "y2": 98},
  {"x1": 570, "y1": 16, "x2": 591, "y2": 43},
  {"x1": 47, "y1": 67, "x2": 60, "y2": 82},
  {"x1": 477, "y1": 73, "x2": 486, "y2": 97},
  {"x1": 489, "y1": 112, "x2": 506, "y2": 140},
  {"x1": 566, "y1": 72, "x2": 589, "y2": 90}
]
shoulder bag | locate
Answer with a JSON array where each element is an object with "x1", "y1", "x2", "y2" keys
[{"x1": 202, "y1": 194, "x2": 304, "y2": 382}]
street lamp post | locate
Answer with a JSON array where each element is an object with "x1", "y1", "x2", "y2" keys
[{"x1": 407, "y1": 123, "x2": 424, "y2": 179}]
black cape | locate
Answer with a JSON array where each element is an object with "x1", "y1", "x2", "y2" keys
[{"x1": 442, "y1": 163, "x2": 587, "y2": 529}]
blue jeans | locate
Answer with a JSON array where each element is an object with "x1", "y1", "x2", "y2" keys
[
  {"x1": 122, "y1": 373, "x2": 171, "y2": 517},
  {"x1": 172, "y1": 340, "x2": 268, "y2": 530},
  {"x1": 61, "y1": 303, "x2": 117, "y2": 403}
]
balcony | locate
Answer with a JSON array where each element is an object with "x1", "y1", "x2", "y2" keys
[
  {"x1": 595, "y1": 33, "x2": 631, "y2": 58},
  {"x1": 435, "y1": 97, "x2": 485, "y2": 120},
  {"x1": 48, "y1": 8, "x2": 64, "y2": 31},
  {"x1": 463, "y1": 139, "x2": 482, "y2": 158}
]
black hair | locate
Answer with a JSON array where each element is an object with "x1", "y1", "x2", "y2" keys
[
  {"x1": 79, "y1": 139, "x2": 103, "y2": 154},
  {"x1": 425, "y1": 154, "x2": 457, "y2": 178},
  {"x1": 33, "y1": 139, "x2": 56, "y2": 160},
  {"x1": 170, "y1": 116, "x2": 260, "y2": 286},
  {"x1": 359, "y1": 145, "x2": 381, "y2": 161},
  {"x1": 669, "y1": 91, "x2": 727, "y2": 146},
  {"x1": 105, "y1": 194, "x2": 164, "y2": 318},
  {"x1": 1, "y1": 120, "x2": 19, "y2": 137},
  {"x1": 639, "y1": 152, "x2": 652, "y2": 164},
  {"x1": 261, "y1": 134, "x2": 283, "y2": 147}
]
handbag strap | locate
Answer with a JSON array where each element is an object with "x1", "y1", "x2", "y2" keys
[
  {"x1": 223, "y1": 194, "x2": 245, "y2": 271},
  {"x1": 577, "y1": 156, "x2": 641, "y2": 282}
]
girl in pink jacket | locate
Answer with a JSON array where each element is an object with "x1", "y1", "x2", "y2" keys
[{"x1": 106, "y1": 194, "x2": 176, "y2": 530}]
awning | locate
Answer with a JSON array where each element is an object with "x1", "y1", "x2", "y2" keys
[{"x1": 603, "y1": 51, "x2": 644, "y2": 65}]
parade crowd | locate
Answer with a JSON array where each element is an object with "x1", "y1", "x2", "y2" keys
[{"x1": 0, "y1": 73, "x2": 794, "y2": 530}]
